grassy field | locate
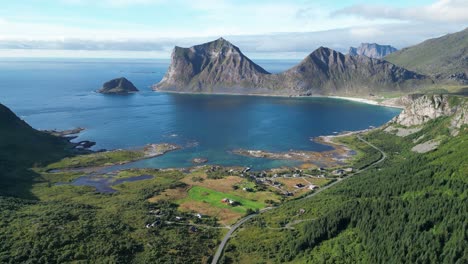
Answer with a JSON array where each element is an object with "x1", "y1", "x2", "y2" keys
[
  {"x1": 145, "y1": 168, "x2": 285, "y2": 224},
  {"x1": 180, "y1": 186, "x2": 265, "y2": 214}
]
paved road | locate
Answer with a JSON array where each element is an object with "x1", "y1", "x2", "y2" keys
[
  {"x1": 210, "y1": 212, "x2": 263, "y2": 264},
  {"x1": 211, "y1": 135, "x2": 386, "y2": 264}
]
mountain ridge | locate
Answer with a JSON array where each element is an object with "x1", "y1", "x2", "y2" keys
[
  {"x1": 349, "y1": 43, "x2": 397, "y2": 59},
  {"x1": 155, "y1": 38, "x2": 271, "y2": 93},
  {"x1": 385, "y1": 27, "x2": 468, "y2": 84},
  {"x1": 154, "y1": 39, "x2": 432, "y2": 96}
]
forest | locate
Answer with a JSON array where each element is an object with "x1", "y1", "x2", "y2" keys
[{"x1": 222, "y1": 117, "x2": 468, "y2": 263}]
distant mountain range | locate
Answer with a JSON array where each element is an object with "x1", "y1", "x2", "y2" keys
[
  {"x1": 348, "y1": 43, "x2": 397, "y2": 59},
  {"x1": 155, "y1": 27, "x2": 467, "y2": 96},
  {"x1": 154, "y1": 38, "x2": 431, "y2": 96},
  {"x1": 385, "y1": 27, "x2": 468, "y2": 84}
]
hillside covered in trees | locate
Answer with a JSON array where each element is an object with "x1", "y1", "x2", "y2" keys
[{"x1": 222, "y1": 97, "x2": 468, "y2": 263}]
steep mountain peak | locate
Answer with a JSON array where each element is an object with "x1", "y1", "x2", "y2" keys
[
  {"x1": 214, "y1": 37, "x2": 229, "y2": 44},
  {"x1": 190, "y1": 37, "x2": 238, "y2": 53},
  {"x1": 349, "y1": 43, "x2": 398, "y2": 59},
  {"x1": 154, "y1": 38, "x2": 270, "y2": 92},
  {"x1": 155, "y1": 39, "x2": 432, "y2": 96},
  {"x1": 311, "y1": 46, "x2": 335, "y2": 55},
  {"x1": 302, "y1": 47, "x2": 345, "y2": 67}
]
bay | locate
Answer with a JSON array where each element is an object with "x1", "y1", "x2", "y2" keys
[{"x1": 0, "y1": 58, "x2": 401, "y2": 169}]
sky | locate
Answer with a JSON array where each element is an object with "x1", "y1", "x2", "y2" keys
[{"x1": 0, "y1": 0, "x2": 467, "y2": 58}]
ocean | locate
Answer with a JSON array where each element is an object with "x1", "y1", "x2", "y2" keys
[{"x1": 0, "y1": 58, "x2": 401, "y2": 169}]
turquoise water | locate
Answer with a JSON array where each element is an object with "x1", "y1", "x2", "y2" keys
[{"x1": 0, "y1": 58, "x2": 401, "y2": 169}]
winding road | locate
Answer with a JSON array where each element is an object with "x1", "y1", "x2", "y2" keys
[{"x1": 211, "y1": 135, "x2": 387, "y2": 264}]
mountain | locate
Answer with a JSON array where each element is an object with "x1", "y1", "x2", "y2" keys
[
  {"x1": 98, "y1": 77, "x2": 139, "y2": 94},
  {"x1": 153, "y1": 38, "x2": 271, "y2": 93},
  {"x1": 385, "y1": 27, "x2": 468, "y2": 84},
  {"x1": 0, "y1": 103, "x2": 71, "y2": 197},
  {"x1": 0, "y1": 103, "x2": 69, "y2": 166},
  {"x1": 349, "y1": 43, "x2": 397, "y2": 59},
  {"x1": 269, "y1": 47, "x2": 430, "y2": 96},
  {"x1": 155, "y1": 39, "x2": 432, "y2": 96}
]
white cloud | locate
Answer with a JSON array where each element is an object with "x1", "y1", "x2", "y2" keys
[
  {"x1": 0, "y1": 0, "x2": 466, "y2": 58},
  {"x1": 350, "y1": 27, "x2": 385, "y2": 39},
  {"x1": 61, "y1": 0, "x2": 167, "y2": 7},
  {"x1": 1, "y1": 23, "x2": 464, "y2": 59},
  {"x1": 334, "y1": 0, "x2": 468, "y2": 23}
]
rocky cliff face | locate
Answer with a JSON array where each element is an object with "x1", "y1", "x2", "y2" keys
[
  {"x1": 271, "y1": 47, "x2": 430, "y2": 96},
  {"x1": 349, "y1": 43, "x2": 397, "y2": 59},
  {"x1": 98, "y1": 77, "x2": 139, "y2": 94},
  {"x1": 154, "y1": 38, "x2": 271, "y2": 93},
  {"x1": 391, "y1": 94, "x2": 468, "y2": 135},
  {"x1": 154, "y1": 39, "x2": 432, "y2": 96}
]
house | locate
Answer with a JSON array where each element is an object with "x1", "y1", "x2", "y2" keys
[
  {"x1": 344, "y1": 168, "x2": 353, "y2": 172},
  {"x1": 332, "y1": 169, "x2": 345, "y2": 176},
  {"x1": 221, "y1": 198, "x2": 238, "y2": 206},
  {"x1": 299, "y1": 208, "x2": 306, "y2": 214},
  {"x1": 308, "y1": 184, "x2": 318, "y2": 190},
  {"x1": 273, "y1": 181, "x2": 281, "y2": 186},
  {"x1": 195, "y1": 213, "x2": 202, "y2": 219},
  {"x1": 175, "y1": 216, "x2": 184, "y2": 221},
  {"x1": 295, "y1": 183, "x2": 305, "y2": 188}
]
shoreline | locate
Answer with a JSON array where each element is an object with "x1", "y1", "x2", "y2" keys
[{"x1": 154, "y1": 90, "x2": 405, "y2": 109}]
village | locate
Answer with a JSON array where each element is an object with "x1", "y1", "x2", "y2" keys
[
  {"x1": 236, "y1": 165, "x2": 354, "y2": 197},
  {"x1": 144, "y1": 164, "x2": 355, "y2": 229}
]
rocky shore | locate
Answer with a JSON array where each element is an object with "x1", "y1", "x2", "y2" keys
[
  {"x1": 232, "y1": 132, "x2": 359, "y2": 167},
  {"x1": 43, "y1": 127, "x2": 85, "y2": 137}
]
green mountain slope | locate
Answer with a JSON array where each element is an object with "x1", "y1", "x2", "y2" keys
[
  {"x1": 0, "y1": 104, "x2": 221, "y2": 263},
  {"x1": 385, "y1": 28, "x2": 468, "y2": 83},
  {"x1": 222, "y1": 95, "x2": 468, "y2": 263},
  {"x1": 0, "y1": 103, "x2": 71, "y2": 197}
]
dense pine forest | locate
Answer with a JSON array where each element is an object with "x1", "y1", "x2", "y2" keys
[{"x1": 222, "y1": 117, "x2": 468, "y2": 263}]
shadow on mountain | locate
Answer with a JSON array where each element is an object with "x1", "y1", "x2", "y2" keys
[{"x1": 0, "y1": 104, "x2": 75, "y2": 200}]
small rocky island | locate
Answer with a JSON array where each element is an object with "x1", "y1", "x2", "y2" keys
[{"x1": 98, "y1": 77, "x2": 139, "y2": 94}]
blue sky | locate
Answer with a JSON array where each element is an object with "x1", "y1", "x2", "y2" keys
[{"x1": 0, "y1": 0, "x2": 466, "y2": 58}]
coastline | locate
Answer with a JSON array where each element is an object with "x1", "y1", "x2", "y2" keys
[{"x1": 154, "y1": 90, "x2": 405, "y2": 109}]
